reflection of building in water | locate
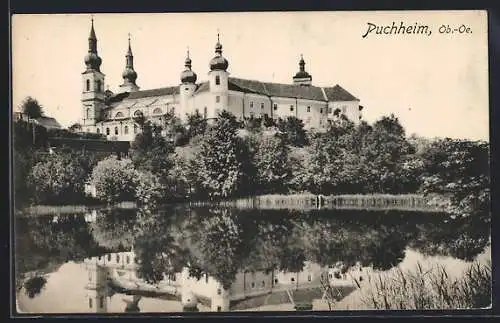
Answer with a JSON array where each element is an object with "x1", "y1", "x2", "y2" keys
[
  {"x1": 83, "y1": 251, "x2": 369, "y2": 312},
  {"x1": 84, "y1": 261, "x2": 109, "y2": 313}
]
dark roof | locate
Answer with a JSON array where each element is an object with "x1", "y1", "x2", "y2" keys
[
  {"x1": 127, "y1": 86, "x2": 180, "y2": 99},
  {"x1": 323, "y1": 85, "x2": 359, "y2": 101},
  {"x1": 228, "y1": 77, "x2": 358, "y2": 102},
  {"x1": 35, "y1": 116, "x2": 62, "y2": 129}
]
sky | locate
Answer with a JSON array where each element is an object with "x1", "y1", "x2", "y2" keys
[{"x1": 12, "y1": 11, "x2": 489, "y2": 140}]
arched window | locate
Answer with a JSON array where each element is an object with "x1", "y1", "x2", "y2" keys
[
  {"x1": 307, "y1": 106, "x2": 311, "y2": 112},
  {"x1": 114, "y1": 127, "x2": 119, "y2": 135},
  {"x1": 204, "y1": 107, "x2": 208, "y2": 118},
  {"x1": 134, "y1": 110, "x2": 143, "y2": 117},
  {"x1": 86, "y1": 79, "x2": 90, "y2": 91},
  {"x1": 97, "y1": 80, "x2": 102, "y2": 92},
  {"x1": 153, "y1": 107, "x2": 162, "y2": 115},
  {"x1": 107, "y1": 254, "x2": 111, "y2": 261},
  {"x1": 124, "y1": 126, "x2": 129, "y2": 134},
  {"x1": 99, "y1": 297, "x2": 104, "y2": 309},
  {"x1": 106, "y1": 128, "x2": 110, "y2": 135},
  {"x1": 86, "y1": 108, "x2": 91, "y2": 119},
  {"x1": 126, "y1": 256, "x2": 130, "y2": 264},
  {"x1": 89, "y1": 298, "x2": 93, "y2": 309},
  {"x1": 115, "y1": 112, "x2": 124, "y2": 118},
  {"x1": 215, "y1": 75, "x2": 220, "y2": 85},
  {"x1": 134, "y1": 124, "x2": 138, "y2": 134},
  {"x1": 96, "y1": 128, "x2": 100, "y2": 134},
  {"x1": 116, "y1": 254, "x2": 120, "y2": 263}
]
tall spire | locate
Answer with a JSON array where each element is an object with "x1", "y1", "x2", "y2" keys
[
  {"x1": 122, "y1": 33, "x2": 137, "y2": 85},
  {"x1": 210, "y1": 30, "x2": 228, "y2": 71},
  {"x1": 181, "y1": 46, "x2": 197, "y2": 84},
  {"x1": 299, "y1": 54, "x2": 305, "y2": 72},
  {"x1": 84, "y1": 15, "x2": 102, "y2": 71}
]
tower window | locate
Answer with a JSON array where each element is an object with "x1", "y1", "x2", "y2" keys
[
  {"x1": 86, "y1": 108, "x2": 91, "y2": 119},
  {"x1": 273, "y1": 104, "x2": 277, "y2": 111},
  {"x1": 106, "y1": 128, "x2": 110, "y2": 136},
  {"x1": 251, "y1": 282, "x2": 255, "y2": 288},
  {"x1": 96, "y1": 128, "x2": 100, "y2": 134},
  {"x1": 215, "y1": 75, "x2": 220, "y2": 85},
  {"x1": 86, "y1": 80, "x2": 90, "y2": 91},
  {"x1": 328, "y1": 107, "x2": 332, "y2": 114},
  {"x1": 204, "y1": 107, "x2": 208, "y2": 118},
  {"x1": 308, "y1": 275, "x2": 312, "y2": 282},
  {"x1": 291, "y1": 277, "x2": 295, "y2": 282},
  {"x1": 262, "y1": 281, "x2": 265, "y2": 287},
  {"x1": 217, "y1": 288, "x2": 221, "y2": 295},
  {"x1": 107, "y1": 254, "x2": 111, "y2": 261},
  {"x1": 261, "y1": 103, "x2": 264, "y2": 110},
  {"x1": 114, "y1": 127, "x2": 119, "y2": 135},
  {"x1": 216, "y1": 96, "x2": 220, "y2": 103},
  {"x1": 320, "y1": 108, "x2": 323, "y2": 114},
  {"x1": 97, "y1": 80, "x2": 102, "y2": 92},
  {"x1": 126, "y1": 255, "x2": 130, "y2": 264},
  {"x1": 124, "y1": 126, "x2": 129, "y2": 134},
  {"x1": 89, "y1": 298, "x2": 93, "y2": 309},
  {"x1": 250, "y1": 102, "x2": 253, "y2": 108},
  {"x1": 307, "y1": 106, "x2": 311, "y2": 112},
  {"x1": 290, "y1": 105, "x2": 294, "y2": 112},
  {"x1": 99, "y1": 297, "x2": 104, "y2": 308},
  {"x1": 116, "y1": 254, "x2": 120, "y2": 263}
]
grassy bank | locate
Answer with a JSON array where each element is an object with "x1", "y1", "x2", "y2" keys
[{"x1": 351, "y1": 260, "x2": 491, "y2": 310}]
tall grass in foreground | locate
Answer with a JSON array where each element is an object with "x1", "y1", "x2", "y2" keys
[{"x1": 356, "y1": 260, "x2": 491, "y2": 310}]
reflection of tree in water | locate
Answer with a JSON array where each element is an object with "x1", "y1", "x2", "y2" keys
[
  {"x1": 410, "y1": 216, "x2": 490, "y2": 261},
  {"x1": 23, "y1": 275, "x2": 47, "y2": 299},
  {"x1": 89, "y1": 209, "x2": 136, "y2": 251},
  {"x1": 16, "y1": 213, "x2": 105, "y2": 295},
  {"x1": 133, "y1": 208, "x2": 188, "y2": 284}
]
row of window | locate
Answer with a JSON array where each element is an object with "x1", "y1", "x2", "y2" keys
[
  {"x1": 97, "y1": 254, "x2": 137, "y2": 264},
  {"x1": 246, "y1": 275, "x2": 313, "y2": 290},
  {"x1": 96, "y1": 124, "x2": 138, "y2": 136},
  {"x1": 271, "y1": 104, "x2": 348, "y2": 114}
]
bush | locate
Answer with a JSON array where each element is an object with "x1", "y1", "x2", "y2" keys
[{"x1": 89, "y1": 156, "x2": 137, "y2": 204}]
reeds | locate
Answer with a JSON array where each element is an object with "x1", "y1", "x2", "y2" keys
[{"x1": 356, "y1": 260, "x2": 491, "y2": 310}]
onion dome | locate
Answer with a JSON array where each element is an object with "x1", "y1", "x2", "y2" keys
[
  {"x1": 209, "y1": 33, "x2": 229, "y2": 71},
  {"x1": 180, "y1": 49, "x2": 197, "y2": 84},
  {"x1": 84, "y1": 17, "x2": 102, "y2": 71},
  {"x1": 122, "y1": 35, "x2": 138, "y2": 84},
  {"x1": 293, "y1": 54, "x2": 311, "y2": 79}
]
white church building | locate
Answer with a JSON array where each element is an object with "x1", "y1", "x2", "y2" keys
[{"x1": 80, "y1": 18, "x2": 364, "y2": 141}]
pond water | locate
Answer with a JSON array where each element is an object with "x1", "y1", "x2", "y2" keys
[{"x1": 15, "y1": 206, "x2": 491, "y2": 313}]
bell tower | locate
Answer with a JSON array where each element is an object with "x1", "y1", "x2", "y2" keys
[
  {"x1": 208, "y1": 32, "x2": 229, "y2": 119},
  {"x1": 84, "y1": 261, "x2": 109, "y2": 313},
  {"x1": 81, "y1": 16, "x2": 106, "y2": 131},
  {"x1": 118, "y1": 33, "x2": 140, "y2": 93}
]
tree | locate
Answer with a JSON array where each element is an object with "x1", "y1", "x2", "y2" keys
[
  {"x1": 276, "y1": 116, "x2": 308, "y2": 147},
  {"x1": 135, "y1": 170, "x2": 168, "y2": 210},
  {"x1": 186, "y1": 111, "x2": 208, "y2": 139},
  {"x1": 89, "y1": 156, "x2": 137, "y2": 204},
  {"x1": 195, "y1": 111, "x2": 247, "y2": 200},
  {"x1": 129, "y1": 121, "x2": 174, "y2": 180},
  {"x1": 27, "y1": 150, "x2": 91, "y2": 204},
  {"x1": 20, "y1": 96, "x2": 44, "y2": 119},
  {"x1": 253, "y1": 134, "x2": 291, "y2": 193},
  {"x1": 419, "y1": 138, "x2": 490, "y2": 222}
]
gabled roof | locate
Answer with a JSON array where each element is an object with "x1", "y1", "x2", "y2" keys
[
  {"x1": 127, "y1": 86, "x2": 180, "y2": 99},
  {"x1": 323, "y1": 85, "x2": 359, "y2": 101},
  {"x1": 35, "y1": 116, "x2": 62, "y2": 129},
  {"x1": 227, "y1": 77, "x2": 358, "y2": 102}
]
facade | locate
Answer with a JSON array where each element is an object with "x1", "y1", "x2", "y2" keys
[
  {"x1": 80, "y1": 19, "x2": 364, "y2": 142},
  {"x1": 82, "y1": 249, "x2": 369, "y2": 312}
]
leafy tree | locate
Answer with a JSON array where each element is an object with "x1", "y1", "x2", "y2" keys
[
  {"x1": 186, "y1": 111, "x2": 208, "y2": 139},
  {"x1": 245, "y1": 116, "x2": 262, "y2": 133},
  {"x1": 276, "y1": 116, "x2": 308, "y2": 147},
  {"x1": 135, "y1": 170, "x2": 168, "y2": 210},
  {"x1": 195, "y1": 111, "x2": 246, "y2": 200},
  {"x1": 27, "y1": 150, "x2": 90, "y2": 204},
  {"x1": 253, "y1": 134, "x2": 291, "y2": 193},
  {"x1": 419, "y1": 138, "x2": 490, "y2": 222},
  {"x1": 89, "y1": 156, "x2": 137, "y2": 204},
  {"x1": 129, "y1": 121, "x2": 174, "y2": 180},
  {"x1": 23, "y1": 275, "x2": 47, "y2": 298},
  {"x1": 20, "y1": 96, "x2": 44, "y2": 119},
  {"x1": 163, "y1": 111, "x2": 188, "y2": 146}
]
